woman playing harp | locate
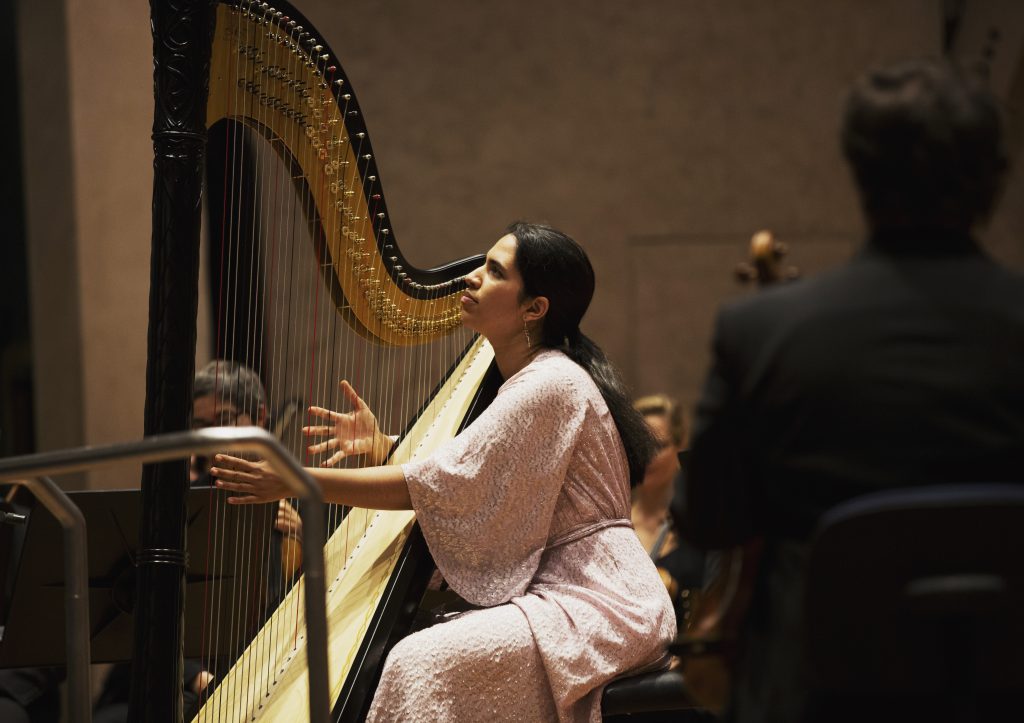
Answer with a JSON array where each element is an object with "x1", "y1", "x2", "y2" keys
[{"x1": 212, "y1": 222, "x2": 677, "y2": 721}]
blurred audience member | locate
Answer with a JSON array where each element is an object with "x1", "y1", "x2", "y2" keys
[{"x1": 632, "y1": 394, "x2": 704, "y2": 624}]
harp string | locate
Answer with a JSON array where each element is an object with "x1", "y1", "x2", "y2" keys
[
  {"x1": 213, "y1": 5, "x2": 257, "y2": 713},
  {"x1": 200, "y1": 5, "x2": 241, "y2": 711},
  {"x1": 276, "y1": 3, "x2": 311, "y2": 698},
  {"x1": 234, "y1": 15, "x2": 262, "y2": 713},
  {"x1": 249, "y1": 3, "x2": 273, "y2": 706}
]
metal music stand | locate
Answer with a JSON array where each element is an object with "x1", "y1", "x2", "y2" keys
[{"x1": 0, "y1": 485, "x2": 275, "y2": 668}]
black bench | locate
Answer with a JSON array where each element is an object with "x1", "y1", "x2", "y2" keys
[{"x1": 601, "y1": 656, "x2": 715, "y2": 721}]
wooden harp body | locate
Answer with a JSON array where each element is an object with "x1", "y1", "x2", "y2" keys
[{"x1": 139, "y1": 1, "x2": 496, "y2": 720}]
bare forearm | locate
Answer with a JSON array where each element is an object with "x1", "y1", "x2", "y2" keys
[{"x1": 308, "y1": 464, "x2": 412, "y2": 510}]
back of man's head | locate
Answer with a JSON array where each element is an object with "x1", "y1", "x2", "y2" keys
[{"x1": 842, "y1": 58, "x2": 1008, "y2": 235}]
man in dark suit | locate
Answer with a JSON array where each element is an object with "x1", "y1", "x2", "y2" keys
[{"x1": 681, "y1": 59, "x2": 1024, "y2": 722}]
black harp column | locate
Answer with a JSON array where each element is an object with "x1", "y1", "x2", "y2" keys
[{"x1": 130, "y1": 2, "x2": 216, "y2": 721}]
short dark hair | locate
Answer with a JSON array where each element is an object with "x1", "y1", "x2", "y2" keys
[
  {"x1": 193, "y1": 360, "x2": 266, "y2": 422},
  {"x1": 841, "y1": 58, "x2": 1008, "y2": 233}
]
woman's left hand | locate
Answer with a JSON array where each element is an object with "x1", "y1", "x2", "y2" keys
[{"x1": 210, "y1": 454, "x2": 289, "y2": 504}]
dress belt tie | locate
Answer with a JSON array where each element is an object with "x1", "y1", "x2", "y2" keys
[{"x1": 546, "y1": 517, "x2": 633, "y2": 550}]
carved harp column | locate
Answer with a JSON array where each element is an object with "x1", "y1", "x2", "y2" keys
[{"x1": 132, "y1": 2, "x2": 217, "y2": 721}]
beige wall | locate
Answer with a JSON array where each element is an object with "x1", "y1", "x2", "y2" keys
[
  {"x1": 19, "y1": 0, "x2": 1024, "y2": 486},
  {"x1": 66, "y1": 0, "x2": 153, "y2": 487}
]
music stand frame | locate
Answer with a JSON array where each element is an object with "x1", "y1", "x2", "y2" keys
[{"x1": 0, "y1": 427, "x2": 330, "y2": 723}]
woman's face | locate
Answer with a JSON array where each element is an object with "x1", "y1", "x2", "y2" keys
[{"x1": 460, "y1": 234, "x2": 533, "y2": 342}]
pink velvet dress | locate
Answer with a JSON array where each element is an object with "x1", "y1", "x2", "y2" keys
[{"x1": 366, "y1": 349, "x2": 677, "y2": 722}]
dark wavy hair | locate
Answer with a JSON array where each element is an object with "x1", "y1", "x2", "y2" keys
[
  {"x1": 841, "y1": 58, "x2": 1008, "y2": 234},
  {"x1": 507, "y1": 221, "x2": 656, "y2": 486}
]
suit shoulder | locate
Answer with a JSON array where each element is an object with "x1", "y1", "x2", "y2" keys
[{"x1": 715, "y1": 267, "x2": 844, "y2": 330}]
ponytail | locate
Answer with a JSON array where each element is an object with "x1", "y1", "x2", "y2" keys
[
  {"x1": 506, "y1": 220, "x2": 656, "y2": 487},
  {"x1": 560, "y1": 332, "x2": 657, "y2": 487}
]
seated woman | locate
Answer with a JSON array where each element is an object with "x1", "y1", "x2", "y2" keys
[
  {"x1": 211, "y1": 221, "x2": 677, "y2": 721},
  {"x1": 631, "y1": 395, "x2": 706, "y2": 626}
]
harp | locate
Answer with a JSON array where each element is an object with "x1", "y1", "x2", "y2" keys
[{"x1": 136, "y1": 1, "x2": 497, "y2": 720}]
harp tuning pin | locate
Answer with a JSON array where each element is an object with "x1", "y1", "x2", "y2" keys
[
  {"x1": 322, "y1": 55, "x2": 330, "y2": 62},
  {"x1": 390, "y1": 256, "x2": 398, "y2": 263},
  {"x1": 377, "y1": 212, "x2": 385, "y2": 219},
  {"x1": 314, "y1": 45, "x2": 323, "y2": 52},
  {"x1": 381, "y1": 228, "x2": 390, "y2": 235},
  {"x1": 368, "y1": 175, "x2": 377, "y2": 181},
  {"x1": 343, "y1": 94, "x2": 352, "y2": 101},
  {"x1": 335, "y1": 79, "x2": 345, "y2": 87},
  {"x1": 356, "y1": 132, "x2": 366, "y2": 139},
  {"x1": 363, "y1": 154, "x2": 372, "y2": 161}
]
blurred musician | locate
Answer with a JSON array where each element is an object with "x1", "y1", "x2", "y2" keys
[
  {"x1": 95, "y1": 360, "x2": 295, "y2": 722},
  {"x1": 683, "y1": 58, "x2": 1024, "y2": 722},
  {"x1": 631, "y1": 394, "x2": 704, "y2": 624},
  {"x1": 190, "y1": 361, "x2": 303, "y2": 571}
]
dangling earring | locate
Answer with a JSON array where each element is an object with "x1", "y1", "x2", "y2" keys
[{"x1": 523, "y1": 319, "x2": 532, "y2": 348}]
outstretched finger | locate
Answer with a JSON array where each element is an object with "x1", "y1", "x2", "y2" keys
[
  {"x1": 213, "y1": 477, "x2": 255, "y2": 493},
  {"x1": 338, "y1": 380, "x2": 368, "y2": 411},
  {"x1": 210, "y1": 467, "x2": 260, "y2": 484},
  {"x1": 306, "y1": 439, "x2": 337, "y2": 454},
  {"x1": 213, "y1": 454, "x2": 259, "y2": 473},
  {"x1": 307, "y1": 406, "x2": 343, "y2": 423},
  {"x1": 323, "y1": 450, "x2": 346, "y2": 467},
  {"x1": 226, "y1": 494, "x2": 263, "y2": 505},
  {"x1": 302, "y1": 424, "x2": 335, "y2": 438}
]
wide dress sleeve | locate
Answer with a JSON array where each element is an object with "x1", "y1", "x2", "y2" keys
[{"x1": 401, "y1": 359, "x2": 586, "y2": 607}]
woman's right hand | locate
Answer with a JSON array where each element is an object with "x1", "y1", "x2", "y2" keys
[
  {"x1": 210, "y1": 455, "x2": 289, "y2": 504},
  {"x1": 303, "y1": 380, "x2": 392, "y2": 466}
]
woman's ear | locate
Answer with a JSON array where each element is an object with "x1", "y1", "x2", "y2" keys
[{"x1": 523, "y1": 295, "x2": 549, "y2": 323}]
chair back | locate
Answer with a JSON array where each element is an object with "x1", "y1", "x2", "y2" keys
[{"x1": 805, "y1": 483, "x2": 1024, "y2": 714}]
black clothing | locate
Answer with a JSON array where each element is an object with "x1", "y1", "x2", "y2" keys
[
  {"x1": 94, "y1": 659, "x2": 205, "y2": 722},
  {"x1": 0, "y1": 668, "x2": 63, "y2": 723},
  {"x1": 684, "y1": 235, "x2": 1024, "y2": 722}
]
